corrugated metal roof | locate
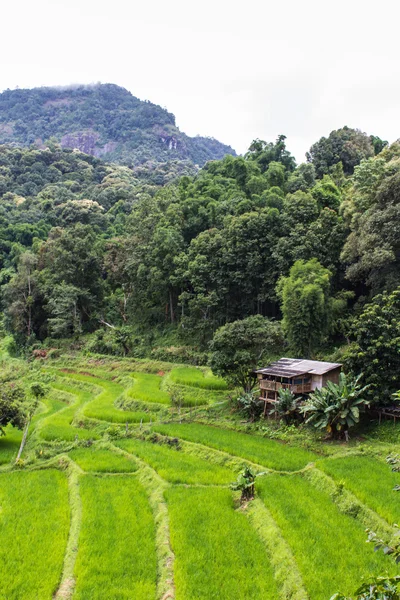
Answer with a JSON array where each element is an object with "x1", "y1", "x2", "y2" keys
[{"x1": 255, "y1": 358, "x2": 342, "y2": 377}]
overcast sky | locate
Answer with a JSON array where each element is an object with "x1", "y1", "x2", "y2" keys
[{"x1": 1, "y1": 0, "x2": 399, "y2": 161}]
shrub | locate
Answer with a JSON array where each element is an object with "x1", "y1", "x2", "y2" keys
[{"x1": 301, "y1": 373, "x2": 370, "y2": 438}]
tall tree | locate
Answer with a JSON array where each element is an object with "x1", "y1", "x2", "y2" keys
[
  {"x1": 307, "y1": 127, "x2": 376, "y2": 176},
  {"x1": 277, "y1": 259, "x2": 333, "y2": 357}
]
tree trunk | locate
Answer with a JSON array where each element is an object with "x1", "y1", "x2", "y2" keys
[
  {"x1": 169, "y1": 290, "x2": 175, "y2": 323},
  {"x1": 16, "y1": 416, "x2": 31, "y2": 462}
]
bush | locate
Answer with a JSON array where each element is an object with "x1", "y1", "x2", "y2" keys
[{"x1": 234, "y1": 391, "x2": 264, "y2": 421}]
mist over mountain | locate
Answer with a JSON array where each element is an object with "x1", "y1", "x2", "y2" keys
[{"x1": 0, "y1": 83, "x2": 236, "y2": 166}]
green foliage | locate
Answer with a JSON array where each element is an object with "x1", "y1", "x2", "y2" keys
[
  {"x1": 165, "y1": 486, "x2": 279, "y2": 599},
  {"x1": 270, "y1": 388, "x2": 298, "y2": 424},
  {"x1": 0, "y1": 382, "x2": 27, "y2": 434},
  {"x1": 68, "y1": 446, "x2": 138, "y2": 472},
  {"x1": 231, "y1": 464, "x2": 257, "y2": 501},
  {"x1": 74, "y1": 475, "x2": 157, "y2": 599},
  {"x1": 116, "y1": 437, "x2": 234, "y2": 484},
  {"x1": 277, "y1": 258, "x2": 334, "y2": 356},
  {"x1": 307, "y1": 126, "x2": 377, "y2": 176},
  {"x1": 209, "y1": 315, "x2": 283, "y2": 391},
  {"x1": 0, "y1": 84, "x2": 236, "y2": 167},
  {"x1": 342, "y1": 154, "x2": 400, "y2": 293},
  {"x1": 301, "y1": 373, "x2": 370, "y2": 437},
  {"x1": 344, "y1": 288, "x2": 400, "y2": 404},
  {"x1": 257, "y1": 473, "x2": 394, "y2": 599},
  {"x1": 234, "y1": 391, "x2": 264, "y2": 421},
  {"x1": 331, "y1": 576, "x2": 400, "y2": 599},
  {"x1": 0, "y1": 470, "x2": 70, "y2": 599},
  {"x1": 154, "y1": 423, "x2": 316, "y2": 470},
  {"x1": 318, "y1": 456, "x2": 400, "y2": 525},
  {"x1": 169, "y1": 367, "x2": 228, "y2": 390},
  {"x1": 128, "y1": 372, "x2": 171, "y2": 404}
]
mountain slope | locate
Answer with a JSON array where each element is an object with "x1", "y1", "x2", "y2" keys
[{"x1": 0, "y1": 84, "x2": 236, "y2": 166}]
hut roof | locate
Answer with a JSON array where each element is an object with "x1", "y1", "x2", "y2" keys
[{"x1": 255, "y1": 358, "x2": 342, "y2": 378}]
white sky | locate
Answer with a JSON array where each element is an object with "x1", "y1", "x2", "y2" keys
[{"x1": 1, "y1": 0, "x2": 399, "y2": 161}]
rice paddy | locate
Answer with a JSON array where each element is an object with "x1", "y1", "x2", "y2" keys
[
  {"x1": 1, "y1": 356, "x2": 400, "y2": 599},
  {"x1": 154, "y1": 422, "x2": 317, "y2": 470},
  {"x1": 116, "y1": 437, "x2": 234, "y2": 484},
  {"x1": 257, "y1": 473, "x2": 394, "y2": 599},
  {"x1": 68, "y1": 446, "x2": 138, "y2": 472},
  {"x1": 166, "y1": 486, "x2": 279, "y2": 599},
  {"x1": 318, "y1": 455, "x2": 400, "y2": 525},
  {"x1": 74, "y1": 475, "x2": 157, "y2": 599},
  {"x1": 0, "y1": 470, "x2": 70, "y2": 600},
  {"x1": 169, "y1": 366, "x2": 228, "y2": 390}
]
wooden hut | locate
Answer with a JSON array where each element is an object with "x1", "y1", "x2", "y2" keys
[{"x1": 255, "y1": 358, "x2": 342, "y2": 412}]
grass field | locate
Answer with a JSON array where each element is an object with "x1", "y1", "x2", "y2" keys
[
  {"x1": 56, "y1": 372, "x2": 155, "y2": 423},
  {"x1": 116, "y1": 437, "x2": 234, "y2": 484},
  {"x1": 69, "y1": 446, "x2": 138, "y2": 472},
  {"x1": 257, "y1": 472, "x2": 395, "y2": 599},
  {"x1": 39, "y1": 382, "x2": 99, "y2": 441},
  {"x1": 318, "y1": 455, "x2": 400, "y2": 525},
  {"x1": 3, "y1": 353, "x2": 400, "y2": 599},
  {"x1": 129, "y1": 372, "x2": 171, "y2": 404},
  {"x1": 166, "y1": 486, "x2": 279, "y2": 599},
  {"x1": 0, "y1": 470, "x2": 70, "y2": 600},
  {"x1": 169, "y1": 367, "x2": 228, "y2": 390},
  {"x1": 154, "y1": 422, "x2": 317, "y2": 470},
  {"x1": 0, "y1": 424, "x2": 23, "y2": 464},
  {"x1": 74, "y1": 475, "x2": 157, "y2": 599}
]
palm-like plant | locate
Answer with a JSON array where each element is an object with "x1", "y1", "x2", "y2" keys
[
  {"x1": 301, "y1": 373, "x2": 370, "y2": 438},
  {"x1": 269, "y1": 388, "x2": 298, "y2": 424}
]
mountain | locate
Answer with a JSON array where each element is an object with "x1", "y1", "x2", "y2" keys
[{"x1": 0, "y1": 84, "x2": 236, "y2": 167}]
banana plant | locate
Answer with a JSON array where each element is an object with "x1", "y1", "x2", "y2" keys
[{"x1": 301, "y1": 373, "x2": 370, "y2": 438}]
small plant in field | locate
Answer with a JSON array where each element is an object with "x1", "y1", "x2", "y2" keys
[
  {"x1": 269, "y1": 388, "x2": 298, "y2": 424},
  {"x1": 231, "y1": 465, "x2": 256, "y2": 502},
  {"x1": 301, "y1": 373, "x2": 370, "y2": 439}
]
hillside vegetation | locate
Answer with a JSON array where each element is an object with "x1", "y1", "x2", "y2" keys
[{"x1": 0, "y1": 84, "x2": 236, "y2": 167}]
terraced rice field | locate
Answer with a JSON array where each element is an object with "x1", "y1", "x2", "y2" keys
[
  {"x1": 0, "y1": 470, "x2": 70, "y2": 600},
  {"x1": 0, "y1": 359, "x2": 399, "y2": 599},
  {"x1": 74, "y1": 475, "x2": 157, "y2": 599}
]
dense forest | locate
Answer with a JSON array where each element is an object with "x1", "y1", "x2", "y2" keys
[
  {"x1": 0, "y1": 84, "x2": 236, "y2": 166},
  {"x1": 1, "y1": 123, "x2": 399, "y2": 404}
]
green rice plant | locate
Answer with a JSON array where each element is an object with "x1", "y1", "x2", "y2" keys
[
  {"x1": 74, "y1": 474, "x2": 157, "y2": 599},
  {"x1": 69, "y1": 447, "x2": 138, "y2": 472},
  {"x1": 0, "y1": 395, "x2": 66, "y2": 464},
  {"x1": 0, "y1": 470, "x2": 70, "y2": 600},
  {"x1": 116, "y1": 438, "x2": 234, "y2": 484},
  {"x1": 169, "y1": 384, "x2": 228, "y2": 407},
  {"x1": 0, "y1": 424, "x2": 22, "y2": 464},
  {"x1": 154, "y1": 423, "x2": 316, "y2": 471},
  {"x1": 165, "y1": 486, "x2": 278, "y2": 599},
  {"x1": 39, "y1": 383, "x2": 98, "y2": 441},
  {"x1": 257, "y1": 473, "x2": 395, "y2": 599},
  {"x1": 318, "y1": 455, "x2": 400, "y2": 525},
  {"x1": 68, "y1": 373, "x2": 157, "y2": 423},
  {"x1": 129, "y1": 372, "x2": 171, "y2": 404},
  {"x1": 169, "y1": 367, "x2": 228, "y2": 390}
]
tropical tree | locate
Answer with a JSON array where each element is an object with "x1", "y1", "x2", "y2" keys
[
  {"x1": 277, "y1": 258, "x2": 333, "y2": 357},
  {"x1": 0, "y1": 383, "x2": 27, "y2": 435},
  {"x1": 344, "y1": 287, "x2": 400, "y2": 404},
  {"x1": 270, "y1": 388, "x2": 298, "y2": 424},
  {"x1": 301, "y1": 373, "x2": 370, "y2": 438},
  {"x1": 209, "y1": 315, "x2": 283, "y2": 391}
]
